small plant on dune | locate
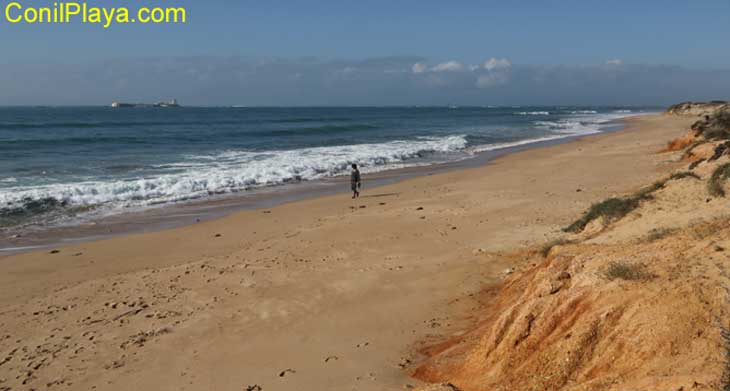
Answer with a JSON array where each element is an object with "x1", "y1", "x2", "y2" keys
[
  {"x1": 564, "y1": 172, "x2": 703, "y2": 233},
  {"x1": 563, "y1": 195, "x2": 650, "y2": 233},
  {"x1": 681, "y1": 140, "x2": 706, "y2": 160},
  {"x1": 696, "y1": 111, "x2": 730, "y2": 141},
  {"x1": 644, "y1": 227, "x2": 679, "y2": 242},
  {"x1": 703, "y1": 124, "x2": 730, "y2": 140},
  {"x1": 634, "y1": 181, "x2": 666, "y2": 198},
  {"x1": 708, "y1": 163, "x2": 730, "y2": 197},
  {"x1": 689, "y1": 158, "x2": 706, "y2": 170},
  {"x1": 540, "y1": 238, "x2": 574, "y2": 257},
  {"x1": 668, "y1": 171, "x2": 701, "y2": 181},
  {"x1": 691, "y1": 221, "x2": 724, "y2": 240},
  {"x1": 691, "y1": 225, "x2": 714, "y2": 240},
  {"x1": 604, "y1": 261, "x2": 651, "y2": 281},
  {"x1": 690, "y1": 119, "x2": 706, "y2": 132}
]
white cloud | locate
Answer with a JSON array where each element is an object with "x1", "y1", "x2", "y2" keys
[
  {"x1": 476, "y1": 73, "x2": 509, "y2": 88},
  {"x1": 3, "y1": 55, "x2": 729, "y2": 106},
  {"x1": 475, "y1": 57, "x2": 512, "y2": 88},
  {"x1": 606, "y1": 59, "x2": 623, "y2": 66},
  {"x1": 411, "y1": 62, "x2": 427, "y2": 74},
  {"x1": 483, "y1": 57, "x2": 512, "y2": 71},
  {"x1": 432, "y1": 61, "x2": 465, "y2": 72}
]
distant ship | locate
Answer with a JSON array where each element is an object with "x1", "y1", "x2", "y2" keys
[{"x1": 111, "y1": 99, "x2": 180, "y2": 108}]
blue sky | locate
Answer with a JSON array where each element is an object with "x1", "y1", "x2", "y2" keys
[{"x1": 1, "y1": 0, "x2": 730, "y2": 105}]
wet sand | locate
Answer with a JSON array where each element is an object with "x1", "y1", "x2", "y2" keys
[{"x1": 0, "y1": 114, "x2": 693, "y2": 390}]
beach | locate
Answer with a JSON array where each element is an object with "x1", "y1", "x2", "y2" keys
[
  {"x1": 0, "y1": 106, "x2": 643, "y2": 246},
  {"x1": 0, "y1": 113, "x2": 694, "y2": 390}
]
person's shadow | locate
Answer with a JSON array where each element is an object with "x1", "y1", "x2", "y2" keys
[{"x1": 360, "y1": 192, "x2": 400, "y2": 198}]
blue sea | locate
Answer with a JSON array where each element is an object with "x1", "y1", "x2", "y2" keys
[{"x1": 0, "y1": 106, "x2": 654, "y2": 231}]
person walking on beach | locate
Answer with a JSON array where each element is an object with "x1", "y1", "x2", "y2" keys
[{"x1": 351, "y1": 164, "x2": 361, "y2": 198}]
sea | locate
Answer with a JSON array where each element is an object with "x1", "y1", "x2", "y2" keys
[{"x1": 0, "y1": 105, "x2": 656, "y2": 236}]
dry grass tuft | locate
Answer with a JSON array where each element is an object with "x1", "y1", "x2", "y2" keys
[
  {"x1": 690, "y1": 220, "x2": 728, "y2": 240},
  {"x1": 604, "y1": 261, "x2": 651, "y2": 281},
  {"x1": 644, "y1": 227, "x2": 679, "y2": 242}
]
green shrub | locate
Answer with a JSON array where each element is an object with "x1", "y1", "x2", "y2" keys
[
  {"x1": 563, "y1": 195, "x2": 650, "y2": 233},
  {"x1": 709, "y1": 163, "x2": 730, "y2": 197},
  {"x1": 699, "y1": 111, "x2": 730, "y2": 141},
  {"x1": 668, "y1": 171, "x2": 701, "y2": 181},
  {"x1": 564, "y1": 171, "x2": 704, "y2": 233},
  {"x1": 635, "y1": 181, "x2": 665, "y2": 198}
]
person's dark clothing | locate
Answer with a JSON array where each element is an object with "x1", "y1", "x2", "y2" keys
[{"x1": 351, "y1": 169, "x2": 361, "y2": 192}]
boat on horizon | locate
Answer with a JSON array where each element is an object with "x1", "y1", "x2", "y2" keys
[{"x1": 111, "y1": 99, "x2": 180, "y2": 108}]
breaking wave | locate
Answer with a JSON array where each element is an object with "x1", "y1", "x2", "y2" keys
[
  {"x1": 0, "y1": 107, "x2": 648, "y2": 230},
  {"x1": 470, "y1": 114, "x2": 616, "y2": 153},
  {"x1": 0, "y1": 135, "x2": 468, "y2": 225},
  {"x1": 515, "y1": 111, "x2": 550, "y2": 116}
]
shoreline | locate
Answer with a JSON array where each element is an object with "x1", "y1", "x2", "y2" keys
[
  {"x1": 0, "y1": 114, "x2": 636, "y2": 255},
  {"x1": 0, "y1": 113, "x2": 694, "y2": 391}
]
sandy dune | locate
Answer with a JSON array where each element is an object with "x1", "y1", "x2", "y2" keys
[
  {"x1": 413, "y1": 109, "x2": 730, "y2": 391},
  {"x1": 0, "y1": 114, "x2": 692, "y2": 391}
]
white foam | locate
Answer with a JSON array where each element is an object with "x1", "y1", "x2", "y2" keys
[
  {"x1": 2, "y1": 110, "x2": 648, "y2": 225},
  {"x1": 0, "y1": 245, "x2": 48, "y2": 252},
  {"x1": 0, "y1": 135, "x2": 468, "y2": 214},
  {"x1": 533, "y1": 120, "x2": 601, "y2": 134},
  {"x1": 469, "y1": 111, "x2": 631, "y2": 154},
  {"x1": 515, "y1": 111, "x2": 550, "y2": 116},
  {"x1": 569, "y1": 110, "x2": 598, "y2": 114},
  {"x1": 468, "y1": 134, "x2": 570, "y2": 153}
]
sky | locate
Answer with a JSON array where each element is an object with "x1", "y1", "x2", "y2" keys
[{"x1": 1, "y1": 0, "x2": 729, "y2": 106}]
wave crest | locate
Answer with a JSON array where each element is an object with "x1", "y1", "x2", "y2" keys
[
  {"x1": 514, "y1": 111, "x2": 550, "y2": 116},
  {"x1": 0, "y1": 135, "x2": 468, "y2": 223}
]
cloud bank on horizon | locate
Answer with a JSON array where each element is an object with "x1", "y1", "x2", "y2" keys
[{"x1": 1, "y1": 55, "x2": 729, "y2": 106}]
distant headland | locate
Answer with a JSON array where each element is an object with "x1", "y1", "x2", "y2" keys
[{"x1": 111, "y1": 99, "x2": 180, "y2": 108}]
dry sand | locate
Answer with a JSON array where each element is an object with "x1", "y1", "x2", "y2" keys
[{"x1": 0, "y1": 114, "x2": 693, "y2": 391}]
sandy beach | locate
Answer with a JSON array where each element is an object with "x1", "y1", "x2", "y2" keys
[{"x1": 0, "y1": 114, "x2": 694, "y2": 390}]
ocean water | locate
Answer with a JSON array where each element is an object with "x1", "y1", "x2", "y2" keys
[{"x1": 0, "y1": 106, "x2": 654, "y2": 230}]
